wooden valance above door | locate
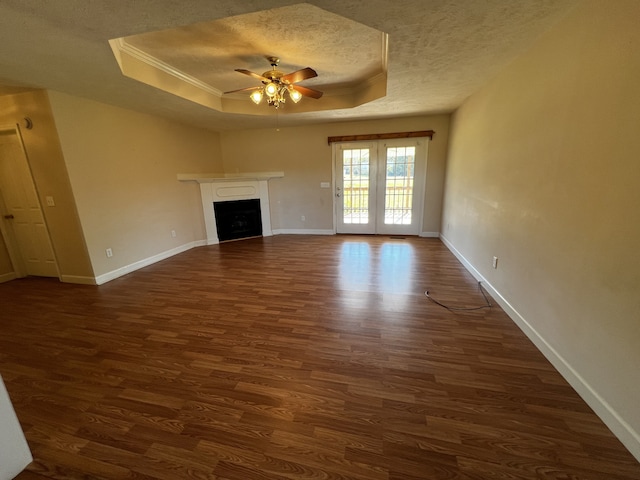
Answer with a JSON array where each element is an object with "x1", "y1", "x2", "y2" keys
[{"x1": 327, "y1": 130, "x2": 435, "y2": 145}]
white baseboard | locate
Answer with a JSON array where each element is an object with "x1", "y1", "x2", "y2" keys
[
  {"x1": 94, "y1": 240, "x2": 206, "y2": 285},
  {"x1": 60, "y1": 275, "x2": 97, "y2": 285},
  {"x1": 0, "y1": 272, "x2": 18, "y2": 284},
  {"x1": 272, "y1": 230, "x2": 440, "y2": 238},
  {"x1": 439, "y1": 234, "x2": 640, "y2": 462},
  {"x1": 1, "y1": 271, "x2": 95, "y2": 285},
  {"x1": 272, "y1": 229, "x2": 335, "y2": 235},
  {"x1": 92, "y1": 232, "x2": 336, "y2": 286}
]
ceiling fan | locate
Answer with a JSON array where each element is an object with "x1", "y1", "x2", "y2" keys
[{"x1": 224, "y1": 56, "x2": 323, "y2": 108}]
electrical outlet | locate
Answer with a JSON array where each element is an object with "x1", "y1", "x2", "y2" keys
[
  {"x1": 171, "y1": 230, "x2": 176, "y2": 238},
  {"x1": 46, "y1": 196, "x2": 55, "y2": 207},
  {"x1": 301, "y1": 215, "x2": 306, "y2": 222},
  {"x1": 106, "y1": 248, "x2": 113, "y2": 258},
  {"x1": 492, "y1": 256, "x2": 498, "y2": 269}
]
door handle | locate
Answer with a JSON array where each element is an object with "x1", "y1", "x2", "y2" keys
[
  {"x1": 3, "y1": 214, "x2": 14, "y2": 219},
  {"x1": 336, "y1": 193, "x2": 341, "y2": 197}
]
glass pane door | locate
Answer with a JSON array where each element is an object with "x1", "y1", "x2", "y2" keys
[
  {"x1": 336, "y1": 145, "x2": 376, "y2": 234},
  {"x1": 343, "y1": 148, "x2": 369, "y2": 224},
  {"x1": 335, "y1": 139, "x2": 427, "y2": 236},
  {"x1": 384, "y1": 145, "x2": 415, "y2": 225}
]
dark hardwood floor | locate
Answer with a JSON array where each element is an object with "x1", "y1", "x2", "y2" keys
[{"x1": 1, "y1": 235, "x2": 638, "y2": 479}]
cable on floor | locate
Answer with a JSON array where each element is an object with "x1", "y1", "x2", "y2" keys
[{"x1": 424, "y1": 281, "x2": 492, "y2": 312}]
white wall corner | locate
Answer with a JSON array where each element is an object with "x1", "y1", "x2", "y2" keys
[{"x1": 0, "y1": 375, "x2": 33, "y2": 479}]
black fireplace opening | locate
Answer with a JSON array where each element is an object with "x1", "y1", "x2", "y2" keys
[{"x1": 214, "y1": 199, "x2": 263, "y2": 242}]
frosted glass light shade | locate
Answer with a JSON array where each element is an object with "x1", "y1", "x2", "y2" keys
[
  {"x1": 289, "y1": 88, "x2": 302, "y2": 103},
  {"x1": 264, "y1": 82, "x2": 279, "y2": 97},
  {"x1": 250, "y1": 90, "x2": 263, "y2": 104}
]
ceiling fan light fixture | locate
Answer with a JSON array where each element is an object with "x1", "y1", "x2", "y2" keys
[
  {"x1": 227, "y1": 57, "x2": 323, "y2": 109},
  {"x1": 264, "y1": 82, "x2": 279, "y2": 98},
  {"x1": 250, "y1": 90, "x2": 263, "y2": 104},
  {"x1": 288, "y1": 87, "x2": 302, "y2": 103}
]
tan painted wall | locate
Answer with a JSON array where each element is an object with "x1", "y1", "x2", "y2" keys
[
  {"x1": 442, "y1": 0, "x2": 640, "y2": 457},
  {"x1": 0, "y1": 235, "x2": 12, "y2": 277},
  {"x1": 220, "y1": 115, "x2": 450, "y2": 234},
  {"x1": 47, "y1": 91, "x2": 223, "y2": 279},
  {"x1": 0, "y1": 90, "x2": 93, "y2": 281}
]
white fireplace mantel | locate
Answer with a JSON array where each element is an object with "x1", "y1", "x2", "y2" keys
[
  {"x1": 178, "y1": 172, "x2": 283, "y2": 245},
  {"x1": 177, "y1": 172, "x2": 284, "y2": 183}
]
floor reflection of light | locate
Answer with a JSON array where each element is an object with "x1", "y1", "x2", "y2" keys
[
  {"x1": 338, "y1": 242, "x2": 373, "y2": 310},
  {"x1": 338, "y1": 242, "x2": 372, "y2": 292},
  {"x1": 379, "y1": 242, "x2": 415, "y2": 294},
  {"x1": 337, "y1": 240, "x2": 415, "y2": 312}
]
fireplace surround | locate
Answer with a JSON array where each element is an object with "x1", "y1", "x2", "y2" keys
[{"x1": 178, "y1": 172, "x2": 283, "y2": 244}]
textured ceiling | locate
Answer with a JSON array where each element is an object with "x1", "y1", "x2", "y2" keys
[
  {"x1": 0, "y1": 1, "x2": 579, "y2": 131},
  {"x1": 119, "y1": 4, "x2": 385, "y2": 91},
  {"x1": 111, "y1": 4, "x2": 389, "y2": 114}
]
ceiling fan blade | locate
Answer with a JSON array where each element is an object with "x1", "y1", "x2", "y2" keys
[
  {"x1": 291, "y1": 85, "x2": 323, "y2": 99},
  {"x1": 235, "y1": 69, "x2": 269, "y2": 83},
  {"x1": 281, "y1": 67, "x2": 317, "y2": 85},
  {"x1": 224, "y1": 86, "x2": 261, "y2": 95}
]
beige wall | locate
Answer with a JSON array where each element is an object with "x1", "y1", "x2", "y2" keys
[
  {"x1": 0, "y1": 235, "x2": 12, "y2": 277},
  {"x1": 2, "y1": 95, "x2": 449, "y2": 283},
  {"x1": 442, "y1": 0, "x2": 640, "y2": 458},
  {"x1": 47, "y1": 91, "x2": 223, "y2": 280},
  {"x1": 221, "y1": 115, "x2": 450, "y2": 234},
  {"x1": 0, "y1": 90, "x2": 93, "y2": 281}
]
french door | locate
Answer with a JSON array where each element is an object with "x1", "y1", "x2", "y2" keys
[{"x1": 335, "y1": 138, "x2": 428, "y2": 235}]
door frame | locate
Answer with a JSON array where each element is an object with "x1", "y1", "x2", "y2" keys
[
  {"x1": 333, "y1": 141, "x2": 378, "y2": 235},
  {"x1": 332, "y1": 137, "x2": 429, "y2": 235},
  {"x1": 0, "y1": 123, "x2": 59, "y2": 279}
]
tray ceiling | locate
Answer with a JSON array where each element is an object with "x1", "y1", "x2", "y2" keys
[{"x1": 109, "y1": 4, "x2": 388, "y2": 115}]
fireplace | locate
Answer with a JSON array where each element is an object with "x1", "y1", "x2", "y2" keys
[
  {"x1": 178, "y1": 172, "x2": 283, "y2": 245},
  {"x1": 214, "y1": 199, "x2": 262, "y2": 242}
]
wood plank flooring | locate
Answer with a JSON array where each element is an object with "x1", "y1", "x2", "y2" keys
[{"x1": 1, "y1": 235, "x2": 638, "y2": 480}]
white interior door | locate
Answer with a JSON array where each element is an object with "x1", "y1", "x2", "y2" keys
[
  {"x1": 0, "y1": 127, "x2": 58, "y2": 277},
  {"x1": 335, "y1": 138, "x2": 428, "y2": 235}
]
